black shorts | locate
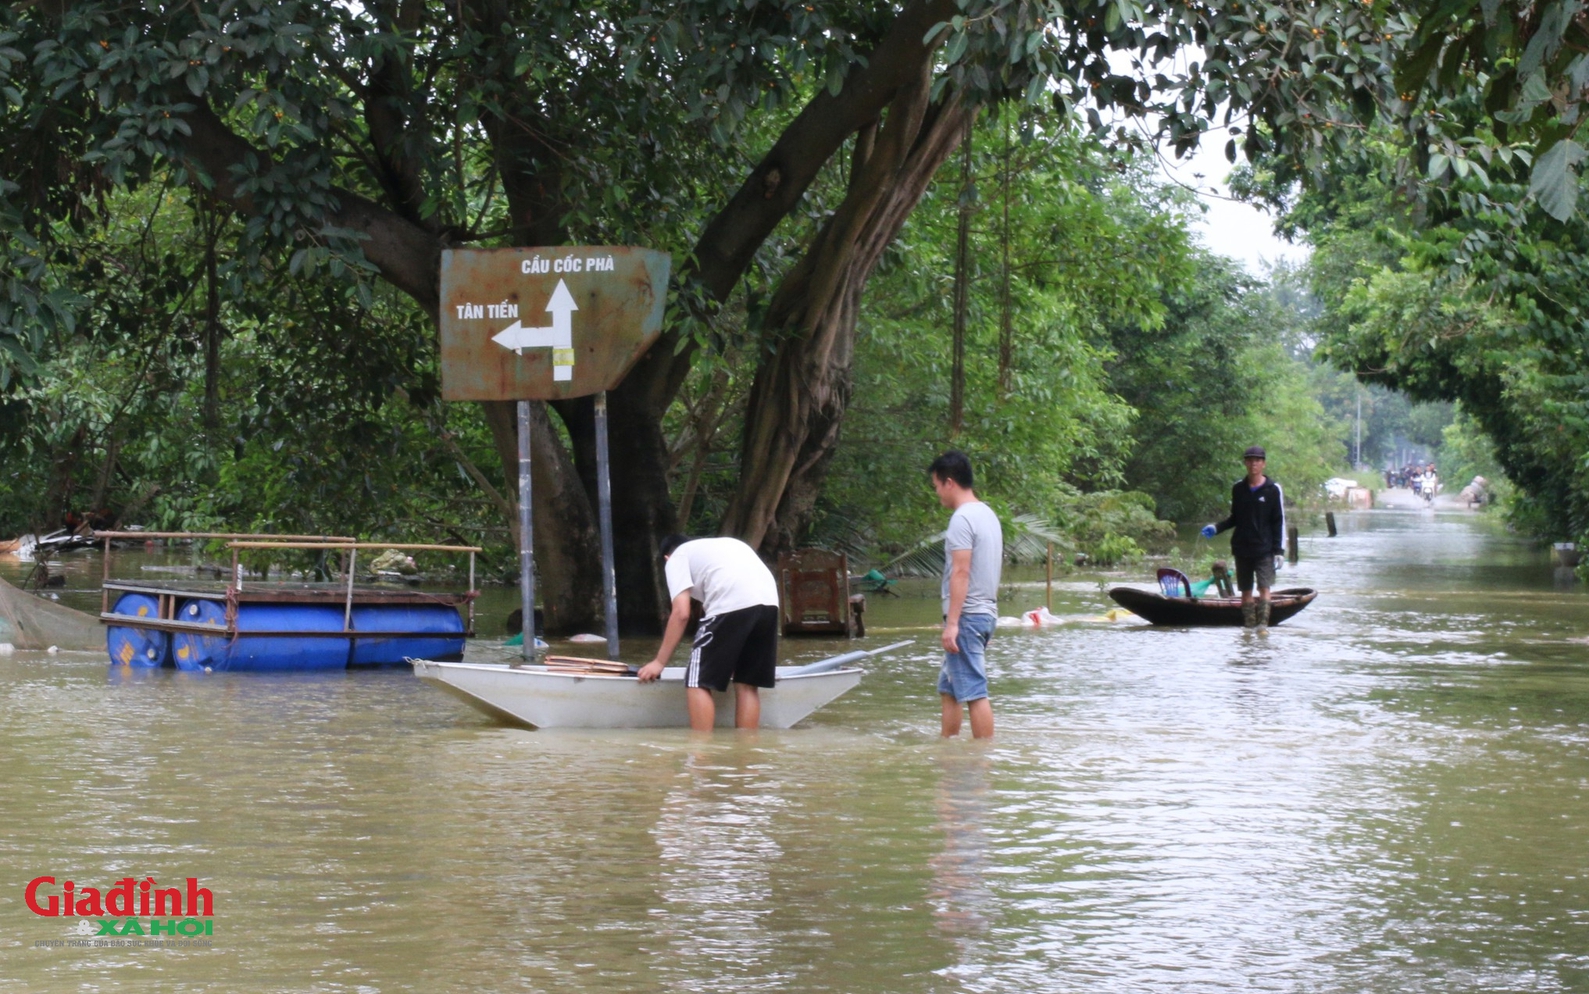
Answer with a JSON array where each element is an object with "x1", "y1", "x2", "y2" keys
[
  {"x1": 687, "y1": 605, "x2": 779, "y2": 691},
  {"x1": 1234, "y1": 554, "x2": 1276, "y2": 593}
]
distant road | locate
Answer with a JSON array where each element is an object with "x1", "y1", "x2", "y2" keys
[{"x1": 1372, "y1": 486, "x2": 1470, "y2": 511}]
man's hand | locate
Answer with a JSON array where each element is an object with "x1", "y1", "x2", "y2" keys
[
  {"x1": 641, "y1": 591, "x2": 693, "y2": 684},
  {"x1": 1200, "y1": 524, "x2": 1217, "y2": 538},
  {"x1": 1273, "y1": 555, "x2": 1283, "y2": 573},
  {"x1": 941, "y1": 621, "x2": 961, "y2": 654}
]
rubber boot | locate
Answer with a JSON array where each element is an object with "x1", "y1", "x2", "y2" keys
[
  {"x1": 1241, "y1": 602, "x2": 1257, "y2": 629},
  {"x1": 1257, "y1": 600, "x2": 1270, "y2": 634}
]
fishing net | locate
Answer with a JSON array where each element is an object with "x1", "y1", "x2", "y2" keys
[{"x1": 0, "y1": 575, "x2": 104, "y2": 651}]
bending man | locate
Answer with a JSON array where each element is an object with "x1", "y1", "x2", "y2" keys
[{"x1": 638, "y1": 535, "x2": 781, "y2": 731}]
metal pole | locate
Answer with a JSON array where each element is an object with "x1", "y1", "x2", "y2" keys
[
  {"x1": 467, "y1": 551, "x2": 476, "y2": 636},
  {"x1": 517, "y1": 400, "x2": 537, "y2": 664},
  {"x1": 343, "y1": 549, "x2": 357, "y2": 632},
  {"x1": 1355, "y1": 390, "x2": 1362, "y2": 468},
  {"x1": 595, "y1": 391, "x2": 621, "y2": 658}
]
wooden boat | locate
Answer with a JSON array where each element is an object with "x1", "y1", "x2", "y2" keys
[
  {"x1": 413, "y1": 641, "x2": 911, "y2": 730},
  {"x1": 1106, "y1": 586, "x2": 1318, "y2": 627}
]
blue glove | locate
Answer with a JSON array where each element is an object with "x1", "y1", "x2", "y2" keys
[
  {"x1": 1200, "y1": 524, "x2": 1217, "y2": 539},
  {"x1": 1273, "y1": 555, "x2": 1283, "y2": 572}
]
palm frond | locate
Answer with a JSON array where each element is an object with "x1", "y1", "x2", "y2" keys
[
  {"x1": 883, "y1": 530, "x2": 948, "y2": 577},
  {"x1": 883, "y1": 514, "x2": 1075, "y2": 577}
]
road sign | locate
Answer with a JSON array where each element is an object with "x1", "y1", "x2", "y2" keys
[{"x1": 439, "y1": 246, "x2": 670, "y2": 401}]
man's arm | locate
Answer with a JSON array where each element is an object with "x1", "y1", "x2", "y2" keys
[
  {"x1": 1270, "y1": 482, "x2": 1287, "y2": 555},
  {"x1": 638, "y1": 591, "x2": 693, "y2": 682},
  {"x1": 942, "y1": 547, "x2": 972, "y2": 654}
]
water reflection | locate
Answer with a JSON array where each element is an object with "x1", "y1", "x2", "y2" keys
[
  {"x1": 652, "y1": 747, "x2": 785, "y2": 990},
  {"x1": 928, "y1": 750, "x2": 994, "y2": 987}
]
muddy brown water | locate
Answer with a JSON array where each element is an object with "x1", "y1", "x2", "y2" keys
[{"x1": 2, "y1": 508, "x2": 1587, "y2": 992}]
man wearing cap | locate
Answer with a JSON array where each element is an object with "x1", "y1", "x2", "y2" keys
[{"x1": 1200, "y1": 446, "x2": 1286, "y2": 631}]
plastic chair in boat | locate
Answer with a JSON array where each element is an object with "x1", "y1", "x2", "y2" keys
[{"x1": 1156, "y1": 567, "x2": 1193, "y2": 598}]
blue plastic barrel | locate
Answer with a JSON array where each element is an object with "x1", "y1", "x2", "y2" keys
[
  {"x1": 107, "y1": 593, "x2": 168, "y2": 668},
  {"x1": 350, "y1": 604, "x2": 465, "y2": 664},
  {"x1": 172, "y1": 598, "x2": 350, "y2": 672}
]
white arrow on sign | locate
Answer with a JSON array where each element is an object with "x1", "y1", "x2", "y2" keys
[{"x1": 491, "y1": 279, "x2": 579, "y2": 381}]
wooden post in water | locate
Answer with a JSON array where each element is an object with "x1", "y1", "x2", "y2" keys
[
  {"x1": 1287, "y1": 525, "x2": 1299, "y2": 563},
  {"x1": 1325, "y1": 511, "x2": 1337, "y2": 537},
  {"x1": 1046, "y1": 541, "x2": 1053, "y2": 611}
]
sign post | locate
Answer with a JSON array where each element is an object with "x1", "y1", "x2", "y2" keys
[
  {"x1": 594, "y1": 392, "x2": 619, "y2": 656},
  {"x1": 439, "y1": 247, "x2": 670, "y2": 662},
  {"x1": 516, "y1": 400, "x2": 536, "y2": 663}
]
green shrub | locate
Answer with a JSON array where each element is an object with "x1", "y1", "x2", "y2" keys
[{"x1": 1088, "y1": 531, "x2": 1142, "y2": 567}]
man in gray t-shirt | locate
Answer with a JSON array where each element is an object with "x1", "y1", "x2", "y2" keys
[{"x1": 929, "y1": 450, "x2": 1003, "y2": 739}]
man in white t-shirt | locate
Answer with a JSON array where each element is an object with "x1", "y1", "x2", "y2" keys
[{"x1": 637, "y1": 534, "x2": 781, "y2": 731}]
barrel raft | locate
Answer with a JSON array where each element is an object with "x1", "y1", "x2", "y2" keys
[{"x1": 104, "y1": 585, "x2": 470, "y2": 673}]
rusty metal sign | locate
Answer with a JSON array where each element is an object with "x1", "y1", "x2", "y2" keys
[{"x1": 439, "y1": 246, "x2": 670, "y2": 401}]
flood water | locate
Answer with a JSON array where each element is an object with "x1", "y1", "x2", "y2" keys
[{"x1": 3, "y1": 508, "x2": 1588, "y2": 993}]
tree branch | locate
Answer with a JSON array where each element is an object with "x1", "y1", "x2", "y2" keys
[{"x1": 173, "y1": 102, "x2": 443, "y2": 314}]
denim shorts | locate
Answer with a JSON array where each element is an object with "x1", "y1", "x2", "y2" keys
[{"x1": 938, "y1": 613, "x2": 996, "y2": 703}]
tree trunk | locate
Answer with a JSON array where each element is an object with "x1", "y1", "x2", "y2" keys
[
  {"x1": 582, "y1": 1, "x2": 961, "y2": 627},
  {"x1": 721, "y1": 86, "x2": 978, "y2": 554},
  {"x1": 998, "y1": 113, "x2": 1013, "y2": 397},
  {"x1": 951, "y1": 131, "x2": 973, "y2": 436}
]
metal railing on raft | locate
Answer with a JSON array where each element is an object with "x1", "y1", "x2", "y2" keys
[
  {"x1": 227, "y1": 540, "x2": 482, "y2": 635},
  {"x1": 94, "y1": 532, "x2": 481, "y2": 636},
  {"x1": 96, "y1": 531, "x2": 357, "y2": 616}
]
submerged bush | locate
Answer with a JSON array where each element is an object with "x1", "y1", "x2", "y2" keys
[
  {"x1": 1087, "y1": 531, "x2": 1142, "y2": 567},
  {"x1": 1053, "y1": 489, "x2": 1175, "y2": 555}
]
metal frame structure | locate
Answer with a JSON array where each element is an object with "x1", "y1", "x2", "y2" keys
[{"x1": 97, "y1": 532, "x2": 481, "y2": 644}]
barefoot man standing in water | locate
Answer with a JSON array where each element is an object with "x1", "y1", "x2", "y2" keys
[{"x1": 930, "y1": 451, "x2": 1003, "y2": 739}]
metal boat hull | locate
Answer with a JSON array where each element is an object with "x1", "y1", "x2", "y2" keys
[
  {"x1": 412, "y1": 659, "x2": 863, "y2": 729},
  {"x1": 1107, "y1": 586, "x2": 1318, "y2": 627}
]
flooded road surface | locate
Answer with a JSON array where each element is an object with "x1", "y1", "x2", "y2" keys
[{"x1": 2, "y1": 508, "x2": 1587, "y2": 993}]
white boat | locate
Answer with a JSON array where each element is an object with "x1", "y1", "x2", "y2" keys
[{"x1": 412, "y1": 641, "x2": 910, "y2": 730}]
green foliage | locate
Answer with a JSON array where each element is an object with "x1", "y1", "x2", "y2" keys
[
  {"x1": 2, "y1": 0, "x2": 1519, "y2": 578},
  {"x1": 1285, "y1": 117, "x2": 1589, "y2": 540},
  {"x1": 1087, "y1": 532, "x2": 1142, "y2": 568},
  {"x1": 1439, "y1": 407, "x2": 1506, "y2": 499},
  {"x1": 1105, "y1": 256, "x2": 1345, "y2": 520},
  {"x1": 813, "y1": 114, "x2": 1176, "y2": 554},
  {"x1": 1052, "y1": 488, "x2": 1174, "y2": 557},
  {"x1": 0, "y1": 183, "x2": 512, "y2": 564}
]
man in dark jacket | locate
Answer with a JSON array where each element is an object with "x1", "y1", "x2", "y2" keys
[{"x1": 1201, "y1": 446, "x2": 1286, "y2": 631}]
